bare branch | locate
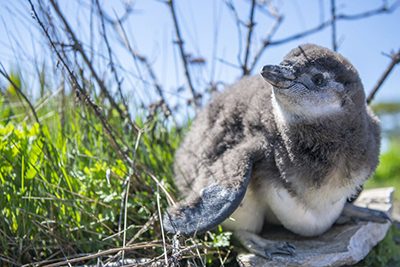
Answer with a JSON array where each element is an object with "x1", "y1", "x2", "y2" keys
[
  {"x1": 249, "y1": 14, "x2": 283, "y2": 73},
  {"x1": 33, "y1": 241, "x2": 163, "y2": 267},
  {"x1": 166, "y1": 0, "x2": 200, "y2": 108},
  {"x1": 270, "y1": 0, "x2": 399, "y2": 46},
  {"x1": 112, "y1": 14, "x2": 175, "y2": 120},
  {"x1": 330, "y1": 0, "x2": 338, "y2": 51},
  {"x1": 367, "y1": 50, "x2": 400, "y2": 104},
  {"x1": 99, "y1": 2, "x2": 135, "y2": 26},
  {"x1": 0, "y1": 65, "x2": 40, "y2": 124},
  {"x1": 29, "y1": 0, "x2": 134, "y2": 166},
  {"x1": 225, "y1": 0, "x2": 245, "y2": 68},
  {"x1": 48, "y1": 0, "x2": 140, "y2": 134},
  {"x1": 336, "y1": 0, "x2": 400, "y2": 20},
  {"x1": 242, "y1": 0, "x2": 257, "y2": 76},
  {"x1": 95, "y1": 0, "x2": 129, "y2": 118},
  {"x1": 249, "y1": 0, "x2": 399, "y2": 73}
]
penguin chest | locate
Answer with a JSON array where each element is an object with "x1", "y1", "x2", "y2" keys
[
  {"x1": 262, "y1": 166, "x2": 369, "y2": 236},
  {"x1": 264, "y1": 184, "x2": 346, "y2": 236}
]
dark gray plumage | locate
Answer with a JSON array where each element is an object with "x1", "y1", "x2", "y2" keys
[{"x1": 163, "y1": 44, "x2": 381, "y2": 240}]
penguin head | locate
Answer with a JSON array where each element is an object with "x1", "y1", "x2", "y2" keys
[{"x1": 261, "y1": 44, "x2": 365, "y2": 122}]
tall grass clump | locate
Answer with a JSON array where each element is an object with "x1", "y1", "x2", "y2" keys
[{"x1": 0, "y1": 72, "x2": 185, "y2": 264}]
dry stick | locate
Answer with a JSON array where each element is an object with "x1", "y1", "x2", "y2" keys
[
  {"x1": 367, "y1": 50, "x2": 400, "y2": 104},
  {"x1": 29, "y1": 1, "x2": 133, "y2": 166},
  {"x1": 249, "y1": 0, "x2": 399, "y2": 74},
  {"x1": 128, "y1": 213, "x2": 158, "y2": 245},
  {"x1": 40, "y1": 3, "x2": 133, "y2": 156},
  {"x1": 119, "y1": 17, "x2": 173, "y2": 116},
  {"x1": 34, "y1": 242, "x2": 162, "y2": 267},
  {"x1": 141, "y1": 57, "x2": 175, "y2": 119},
  {"x1": 111, "y1": 11, "x2": 149, "y2": 90},
  {"x1": 95, "y1": 0, "x2": 130, "y2": 119},
  {"x1": 0, "y1": 256, "x2": 19, "y2": 266},
  {"x1": 336, "y1": 0, "x2": 400, "y2": 20},
  {"x1": 157, "y1": 185, "x2": 169, "y2": 265},
  {"x1": 100, "y1": 3, "x2": 134, "y2": 26},
  {"x1": 225, "y1": 0, "x2": 245, "y2": 67},
  {"x1": 166, "y1": 0, "x2": 200, "y2": 109},
  {"x1": 89, "y1": 0, "x2": 95, "y2": 62},
  {"x1": 242, "y1": 0, "x2": 257, "y2": 76},
  {"x1": 330, "y1": 0, "x2": 338, "y2": 51},
  {"x1": 121, "y1": 175, "x2": 130, "y2": 263},
  {"x1": 131, "y1": 244, "x2": 203, "y2": 267},
  {"x1": 0, "y1": 66, "x2": 40, "y2": 123},
  {"x1": 248, "y1": 14, "x2": 283, "y2": 73},
  {"x1": 113, "y1": 16, "x2": 175, "y2": 121},
  {"x1": 48, "y1": 0, "x2": 140, "y2": 134},
  {"x1": 138, "y1": 164, "x2": 176, "y2": 205},
  {"x1": 103, "y1": 214, "x2": 158, "y2": 267}
]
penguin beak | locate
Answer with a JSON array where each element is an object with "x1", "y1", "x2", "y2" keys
[{"x1": 261, "y1": 65, "x2": 296, "y2": 89}]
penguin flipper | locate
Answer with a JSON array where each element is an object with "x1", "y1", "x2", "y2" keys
[{"x1": 163, "y1": 139, "x2": 262, "y2": 236}]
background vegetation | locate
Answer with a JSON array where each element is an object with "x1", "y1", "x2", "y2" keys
[{"x1": 0, "y1": 0, "x2": 399, "y2": 266}]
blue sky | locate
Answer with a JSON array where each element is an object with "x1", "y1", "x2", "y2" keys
[{"x1": 0, "y1": 0, "x2": 399, "y2": 105}]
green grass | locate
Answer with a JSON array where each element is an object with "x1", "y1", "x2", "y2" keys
[
  {"x1": 357, "y1": 225, "x2": 400, "y2": 267},
  {"x1": 359, "y1": 138, "x2": 400, "y2": 266},
  {"x1": 0, "y1": 74, "x2": 235, "y2": 266},
  {"x1": 366, "y1": 138, "x2": 400, "y2": 200},
  {"x1": 0, "y1": 77, "x2": 172, "y2": 263}
]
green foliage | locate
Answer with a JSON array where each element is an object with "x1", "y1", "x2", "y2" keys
[
  {"x1": 0, "y1": 79, "x2": 182, "y2": 263},
  {"x1": 372, "y1": 102, "x2": 400, "y2": 115},
  {"x1": 366, "y1": 138, "x2": 400, "y2": 199},
  {"x1": 209, "y1": 228, "x2": 233, "y2": 248},
  {"x1": 357, "y1": 225, "x2": 400, "y2": 267}
]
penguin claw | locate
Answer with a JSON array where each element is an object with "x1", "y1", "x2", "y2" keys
[
  {"x1": 265, "y1": 241, "x2": 296, "y2": 259},
  {"x1": 235, "y1": 230, "x2": 296, "y2": 259},
  {"x1": 337, "y1": 203, "x2": 392, "y2": 224}
]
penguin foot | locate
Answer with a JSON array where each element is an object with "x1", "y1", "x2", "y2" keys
[
  {"x1": 235, "y1": 230, "x2": 296, "y2": 259},
  {"x1": 336, "y1": 203, "x2": 391, "y2": 224}
]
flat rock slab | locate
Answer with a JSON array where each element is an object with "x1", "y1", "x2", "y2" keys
[{"x1": 237, "y1": 187, "x2": 394, "y2": 267}]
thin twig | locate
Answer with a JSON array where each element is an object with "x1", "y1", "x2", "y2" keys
[
  {"x1": 95, "y1": 0, "x2": 130, "y2": 119},
  {"x1": 29, "y1": 1, "x2": 134, "y2": 166},
  {"x1": 295, "y1": 1, "x2": 398, "y2": 36},
  {"x1": 367, "y1": 50, "x2": 400, "y2": 104},
  {"x1": 248, "y1": 15, "x2": 283, "y2": 73},
  {"x1": 157, "y1": 185, "x2": 169, "y2": 265},
  {"x1": 31, "y1": 242, "x2": 162, "y2": 267},
  {"x1": 100, "y1": 2, "x2": 135, "y2": 26},
  {"x1": 48, "y1": 0, "x2": 140, "y2": 134},
  {"x1": 330, "y1": 0, "x2": 338, "y2": 51},
  {"x1": 336, "y1": 0, "x2": 400, "y2": 20},
  {"x1": 103, "y1": 214, "x2": 158, "y2": 266},
  {"x1": 248, "y1": 0, "x2": 399, "y2": 73},
  {"x1": 112, "y1": 14, "x2": 175, "y2": 120},
  {"x1": 225, "y1": 0, "x2": 245, "y2": 67},
  {"x1": 0, "y1": 65, "x2": 40, "y2": 123},
  {"x1": 139, "y1": 165, "x2": 176, "y2": 205},
  {"x1": 242, "y1": 0, "x2": 257, "y2": 76},
  {"x1": 166, "y1": 0, "x2": 200, "y2": 108}
]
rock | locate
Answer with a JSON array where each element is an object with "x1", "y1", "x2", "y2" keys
[{"x1": 237, "y1": 187, "x2": 394, "y2": 267}]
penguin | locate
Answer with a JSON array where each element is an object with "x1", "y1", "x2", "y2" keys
[{"x1": 163, "y1": 44, "x2": 387, "y2": 257}]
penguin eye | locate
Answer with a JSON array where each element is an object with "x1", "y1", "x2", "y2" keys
[{"x1": 311, "y1": 73, "x2": 325, "y2": 86}]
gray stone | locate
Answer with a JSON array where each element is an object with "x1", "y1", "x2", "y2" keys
[{"x1": 237, "y1": 188, "x2": 394, "y2": 267}]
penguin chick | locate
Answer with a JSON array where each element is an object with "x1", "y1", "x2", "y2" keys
[{"x1": 163, "y1": 44, "x2": 382, "y2": 241}]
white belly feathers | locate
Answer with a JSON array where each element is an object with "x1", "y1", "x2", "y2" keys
[
  {"x1": 263, "y1": 184, "x2": 346, "y2": 236},
  {"x1": 223, "y1": 168, "x2": 369, "y2": 236}
]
